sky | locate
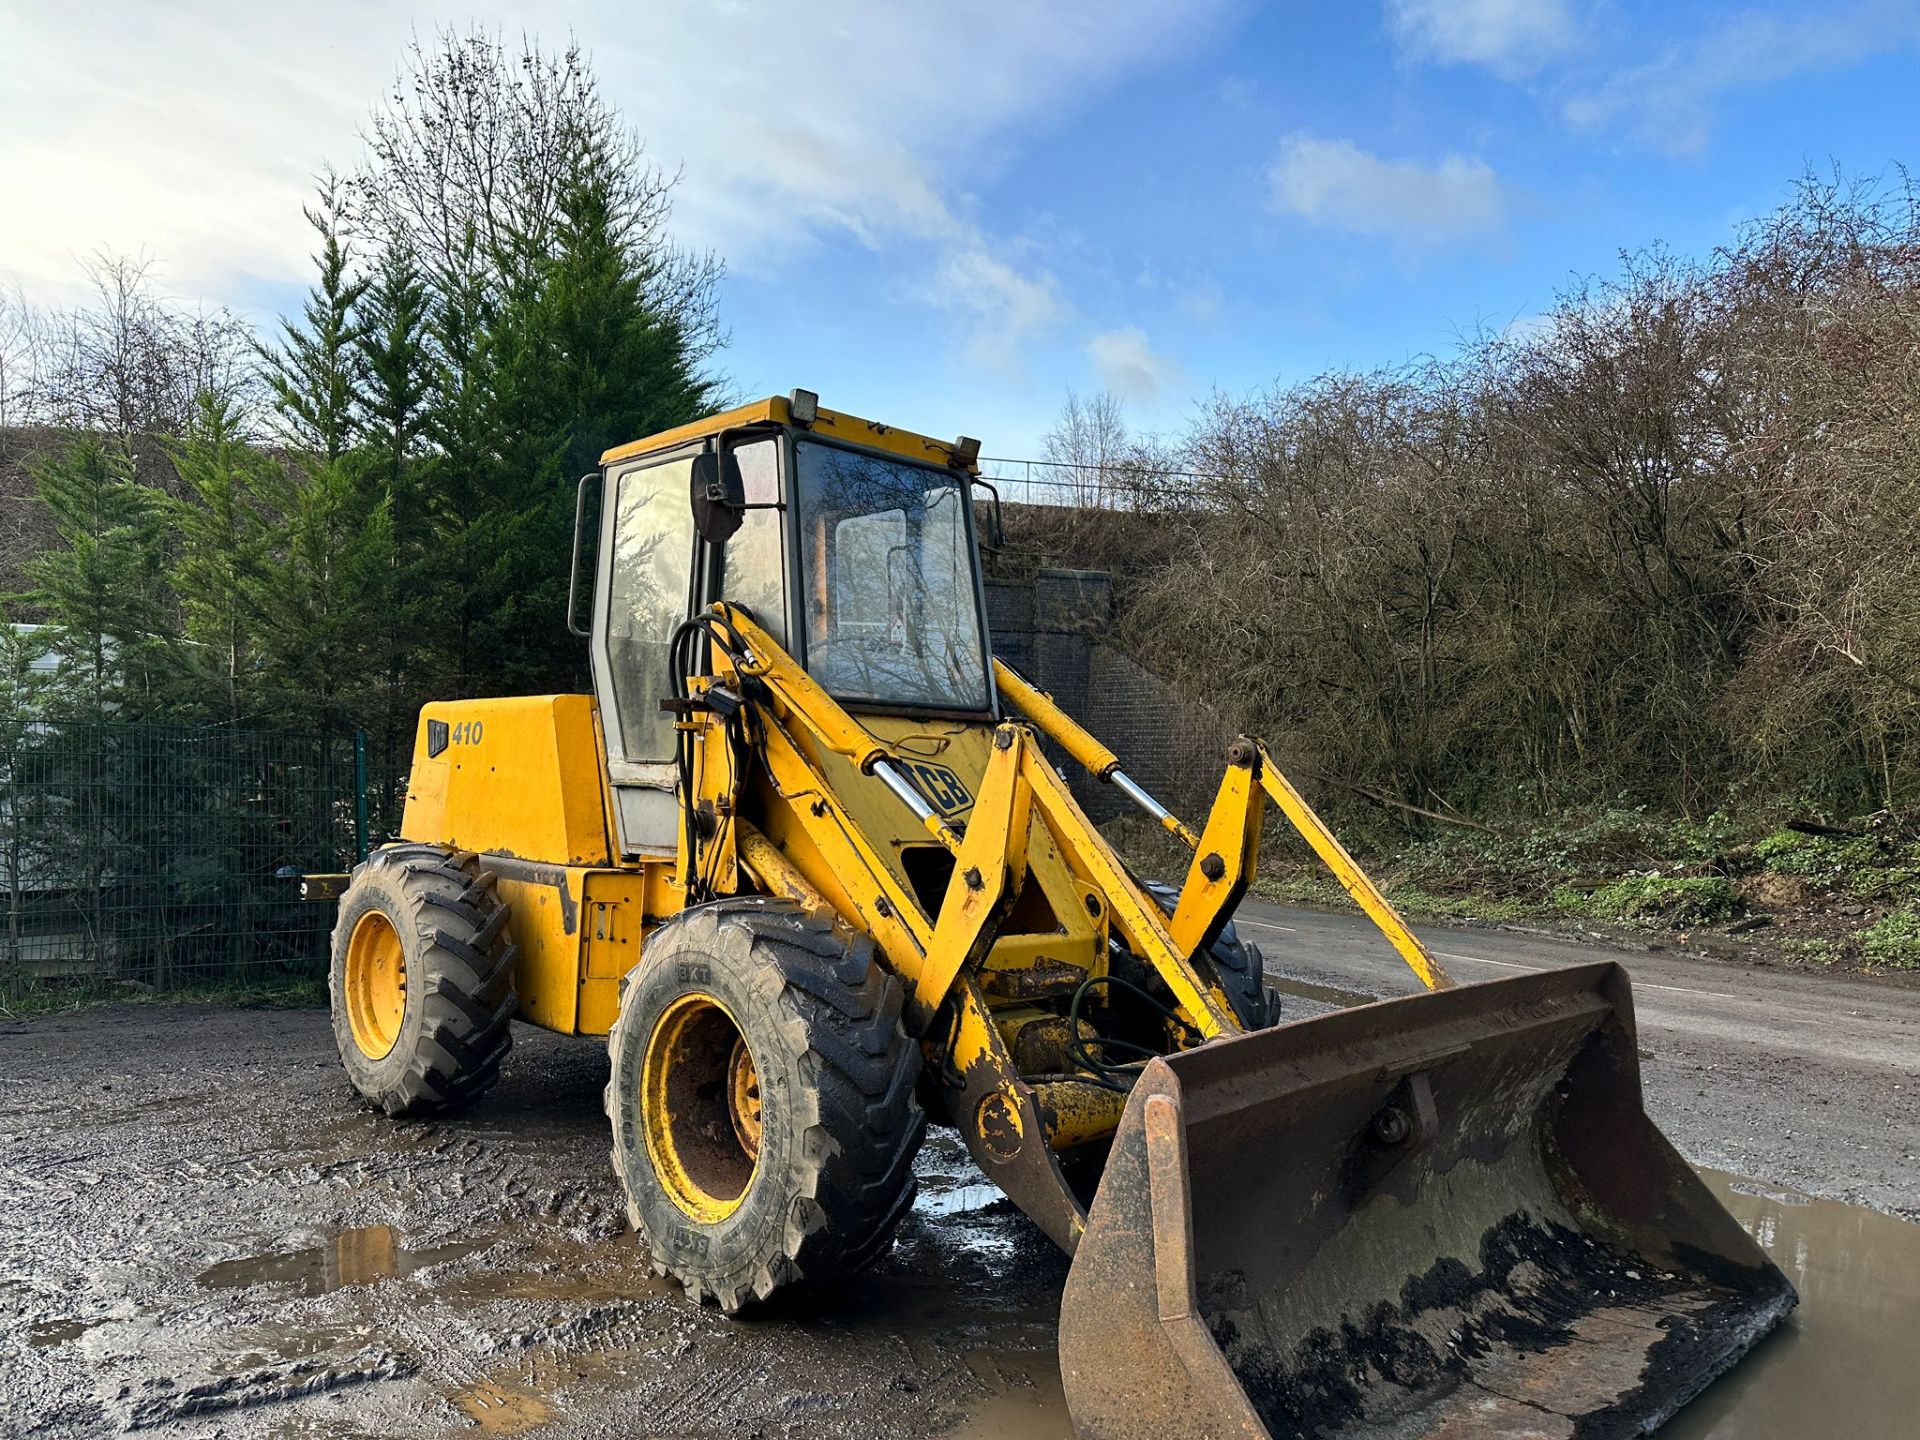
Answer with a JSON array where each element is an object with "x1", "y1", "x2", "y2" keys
[{"x1": 4, "y1": 0, "x2": 1919, "y2": 456}]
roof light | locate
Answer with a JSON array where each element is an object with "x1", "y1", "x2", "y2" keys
[
  {"x1": 788, "y1": 388, "x2": 819, "y2": 425},
  {"x1": 952, "y1": 435, "x2": 982, "y2": 466}
]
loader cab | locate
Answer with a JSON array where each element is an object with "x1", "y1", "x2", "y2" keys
[{"x1": 586, "y1": 394, "x2": 997, "y2": 857}]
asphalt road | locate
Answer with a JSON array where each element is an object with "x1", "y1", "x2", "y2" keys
[{"x1": 1235, "y1": 900, "x2": 1920, "y2": 1215}]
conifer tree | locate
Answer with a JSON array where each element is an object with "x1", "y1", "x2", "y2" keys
[
  {"x1": 473, "y1": 148, "x2": 717, "y2": 695},
  {"x1": 166, "y1": 392, "x2": 275, "y2": 719},
  {"x1": 260, "y1": 176, "x2": 368, "y2": 464},
  {"x1": 20, "y1": 438, "x2": 174, "y2": 719},
  {"x1": 543, "y1": 158, "x2": 713, "y2": 467},
  {"x1": 420, "y1": 230, "x2": 505, "y2": 696},
  {"x1": 357, "y1": 240, "x2": 432, "y2": 524},
  {"x1": 245, "y1": 458, "x2": 391, "y2": 736},
  {"x1": 354, "y1": 239, "x2": 435, "y2": 759},
  {"x1": 254, "y1": 179, "x2": 396, "y2": 735}
]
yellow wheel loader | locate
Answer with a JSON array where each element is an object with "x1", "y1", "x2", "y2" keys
[{"x1": 327, "y1": 392, "x2": 1794, "y2": 1439}]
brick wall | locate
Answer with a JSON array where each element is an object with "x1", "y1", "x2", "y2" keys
[{"x1": 986, "y1": 567, "x2": 1229, "y2": 822}]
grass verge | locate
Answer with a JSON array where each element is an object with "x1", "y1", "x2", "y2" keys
[{"x1": 0, "y1": 973, "x2": 327, "y2": 1021}]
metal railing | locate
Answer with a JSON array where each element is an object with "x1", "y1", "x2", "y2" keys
[{"x1": 980, "y1": 457, "x2": 1230, "y2": 511}]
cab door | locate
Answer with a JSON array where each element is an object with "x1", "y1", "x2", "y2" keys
[{"x1": 591, "y1": 452, "x2": 699, "y2": 856}]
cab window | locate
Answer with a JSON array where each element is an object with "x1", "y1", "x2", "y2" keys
[
  {"x1": 716, "y1": 437, "x2": 786, "y2": 647},
  {"x1": 794, "y1": 442, "x2": 989, "y2": 710}
]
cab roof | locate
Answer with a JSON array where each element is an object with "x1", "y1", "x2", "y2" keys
[{"x1": 599, "y1": 395, "x2": 977, "y2": 473}]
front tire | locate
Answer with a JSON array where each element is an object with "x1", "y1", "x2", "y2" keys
[
  {"x1": 606, "y1": 899, "x2": 925, "y2": 1312},
  {"x1": 1143, "y1": 881, "x2": 1280, "y2": 1031},
  {"x1": 328, "y1": 844, "x2": 518, "y2": 1116}
]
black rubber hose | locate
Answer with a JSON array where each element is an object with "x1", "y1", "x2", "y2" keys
[{"x1": 1066, "y1": 971, "x2": 1197, "y2": 1091}]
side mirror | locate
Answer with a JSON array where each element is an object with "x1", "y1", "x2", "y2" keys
[
  {"x1": 691, "y1": 450, "x2": 745, "y2": 543},
  {"x1": 971, "y1": 476, "x2": 1006, "y2": 550},
  {"x1": 566, "y1": 470, "x2": 602, "y2": 638}
]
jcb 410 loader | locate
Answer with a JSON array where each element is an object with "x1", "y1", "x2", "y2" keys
[{"x1": 328, "y1": 393, "x2": 1793, "y2": 1439}]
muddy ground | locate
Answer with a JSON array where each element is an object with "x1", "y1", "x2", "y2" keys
[
  {"x1": 1, "y1": 1003, "x2": 1066, "y2": 1440},
  {"x1": 3, "y1": 904, "x2": 1918, "y2": 1439}
]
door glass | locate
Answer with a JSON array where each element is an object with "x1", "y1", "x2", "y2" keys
[
  {"x1": 717, "y1": 438, "x2": 786, "y2": 648},
  {"x1": 604, "y1": 457, "x2": 695, "y2": 760}
]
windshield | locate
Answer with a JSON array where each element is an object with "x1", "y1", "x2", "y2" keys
[{"x1": 794, "y1": 440, "x2": 990, "y2": 710}]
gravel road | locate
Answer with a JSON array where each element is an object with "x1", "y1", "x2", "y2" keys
[{"x1": 1234, "y1": 899, "x2": 1920, "y2": 1217}]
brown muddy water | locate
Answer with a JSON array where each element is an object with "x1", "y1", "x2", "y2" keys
[
  {"x1": 1663, "y1": 1173, "x2": 1920, "y2": 1440},
  {"x1": 196, "y1": 1225, "x2": 486, "y2": 1298}
]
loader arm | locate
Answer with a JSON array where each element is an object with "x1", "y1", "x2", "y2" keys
[
  {"x1": 684, "y1": 606, "x2": 1249, "y2": 1247},
  {"x1": 992, "y1": 659, "x2": 1454, "y2": 992},
  {"x1": 707, "y1": 605, "x2": 1239, "y2": 1039}
]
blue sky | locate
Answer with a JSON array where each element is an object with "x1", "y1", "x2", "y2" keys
[{"x1": 5, "y1": 1, "x2": 1919, "y2": 455}]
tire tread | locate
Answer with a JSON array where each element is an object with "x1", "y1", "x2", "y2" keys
[{"x1": 329, "y1": 845, "x2": 518, "y2": 1117}]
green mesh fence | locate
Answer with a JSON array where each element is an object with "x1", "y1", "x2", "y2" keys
[{"x1": 1, "y1": 722, "x2": 395, "y2": 1000}]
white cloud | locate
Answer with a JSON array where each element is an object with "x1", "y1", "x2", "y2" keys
[
  {"x1": 1268, "y1": 134, "x2": 1507, "y2": 246},
  {"x1": 928, "y1": 244, "x2": 1063, "y2": 373},
  {"x1": 1566, "y1": 5, "x2": 1920, "y2": 154},
  {"x1": 1174, "y1": 276, "x2": 1224, "y2": 326},
  {"x1": 1086, "y1": 327, "x2": 1182, "y2": 405},
  {"x1": 0, "y1": 1, "x2": 1230, "y2": 368},
  {"x1": 1387, "y1": 0, "x2": 1574, "y2": 77}
]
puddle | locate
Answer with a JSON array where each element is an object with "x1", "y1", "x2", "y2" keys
[
  {"x1": 938, "y1": 1350, "x2": 1065, "y2": 1440},
  {"x1": 933, "y1": 1167, "x2": 1920, "y2": 1440},
  {"x1": 197, "y1": 1225, "x2": 485, "y2": 1298},
  {"x1": 451, "y1": 1379, "x2": 557, "y2": 1435},
  {"x1": 28, "y1": 1315, "x2": 100, "y2": 1347},
  {"x1": 1665, "y1": 1171, "x2": 1920, "y2": 1439},
  {"x1": 916, "y1": 1182, "x2": 1006, "y2": 1217}
]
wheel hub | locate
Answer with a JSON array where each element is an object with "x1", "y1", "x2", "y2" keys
[
  {"x1": 344, "y1": 910, "x2": 407, "y2": 1059},
  {"x1": 728, "y1": 1037, "x2": 762, "y2": 1158}
]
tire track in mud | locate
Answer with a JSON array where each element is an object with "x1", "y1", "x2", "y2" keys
[{"x1": 2, "y1": 1006, "x2": 1064, "y2": 1440}]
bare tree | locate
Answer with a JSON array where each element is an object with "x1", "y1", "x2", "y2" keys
[
  {"x1": 0, "y1": 283, "x2": 40, "y2": 432},
  {"x1": 30, "y1": 253, "x2": 256, "y2": 455},
  {"x1": 1044, "y1": 389, "x2": 1131, "y2": 505},
  {"x1": 356, "y1": 28, "x2": 723, "y2": 364}
]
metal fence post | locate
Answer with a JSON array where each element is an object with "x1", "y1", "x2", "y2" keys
[
  {"x1": 354, "y1": 730, "x2": 369, "y2": 863},
  {"x1": 5, "y1": 730, "x2": 18, "y2": 973}
]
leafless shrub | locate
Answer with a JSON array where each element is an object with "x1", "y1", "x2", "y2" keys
[
  {"x1": 10, "y1": 253, "x2": 257, "y2": 453},
  {"x1": 1059, "y1": 174, "x2": 1920, "y2": 820}
]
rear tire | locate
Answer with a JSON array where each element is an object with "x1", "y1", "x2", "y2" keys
[
  {"x1": 606, "y1": 898, "x2": 925, "y2": 1312},
  {"x1": 328, "y1": 844, "x2": 518, "y2": 1117}
]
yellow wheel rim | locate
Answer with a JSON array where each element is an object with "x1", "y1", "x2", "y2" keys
[
  {"x1": 344, "y1": 910, "x2": 407, "y2": 1060},
  {"x1": 641, "y1": 994, "x2": 761, "y2": 1223},
  {"x1": 728, "y1": 1037, "x2": 763, "y2": 1158}
]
